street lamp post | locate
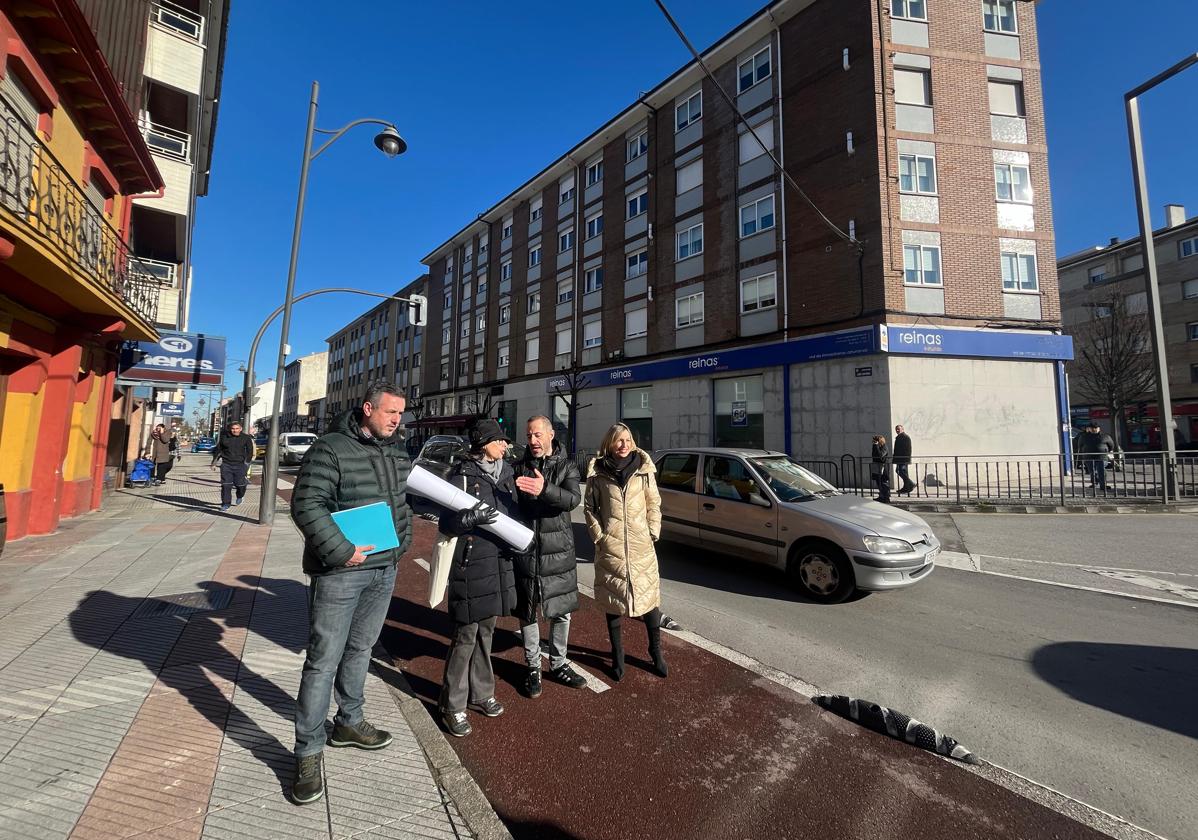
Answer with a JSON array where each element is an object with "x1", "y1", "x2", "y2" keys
[
  {"x1": 259, "y1": 81, "x2": 407, "y2": 527},
  {"x1": 1124, "y1": 52, "x2": 1197, "y2": 499}
]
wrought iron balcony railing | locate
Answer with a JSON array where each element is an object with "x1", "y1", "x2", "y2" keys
[{"x1": 0, "y1": 98, "x2": 159, "y2": 325}]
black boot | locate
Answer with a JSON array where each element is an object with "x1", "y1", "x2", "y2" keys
[
  {"x1": 645, "y1": 610, "x2": 668, "y2": 678},
  {"x1": 606, "y1": 615, "x2": 625, "y2": 681}
]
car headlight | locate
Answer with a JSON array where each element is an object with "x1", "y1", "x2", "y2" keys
[{"x1": 862, "y1": 535, "x2": 914, "y2": 554}]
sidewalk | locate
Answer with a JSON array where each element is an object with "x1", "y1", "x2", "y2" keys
[{"x1": 0, "y1": 457, "x2": 481, "y2": 840}]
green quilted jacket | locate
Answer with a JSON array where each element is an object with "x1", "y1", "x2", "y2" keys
[{"x1": 292, "y1": 409, "x2": 413, "y2": 575}]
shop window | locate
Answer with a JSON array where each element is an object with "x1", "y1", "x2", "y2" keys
[
  {"x1": 714, "y1": 375, "x2": 764, "y2": 449},
  {"x1": 621, "y1": 387, "x2": 653, "y2": 452}
]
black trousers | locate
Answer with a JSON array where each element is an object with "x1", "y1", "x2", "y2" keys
[
  {"x1": 873, "y1": 470, "x2": 890, "y2": 501},
  {"x1": 219, "y1": 462, "x2": 249, "y2": 505},
  {"x1": 154, "y1": 460, "x2": 172, "y2": 482}
]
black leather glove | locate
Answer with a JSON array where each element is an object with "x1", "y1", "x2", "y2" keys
[{"x1": 458, "y1": 501, "x2": 498, "y2": 531}]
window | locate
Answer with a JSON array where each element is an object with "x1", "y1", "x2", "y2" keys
[
  {"x1": 442, "y1": 326, "x2": 451, "y2": 345},
  {"x1": 628, "y1": 131, "x2": 648, "y2": 161},
  {"x1": 626, "y1": 308, "x2": 648, "y2": 338},
  {"x1": 703, "y1": 456, "x2": 763, "y2": 503},
  {"x1": 1192, "y1": 364, "x2": 1198, "y2": 384},
  {"x1": 1122, "y1": 253, "x2": 1143, "y2": 273},
  {"x1": 903, "y1": 244, "x2": 942, "y2": 286},
  {"x1": 479, "y1": 236, "x2": 489, "y2": 256},
  {"x1": 676, "y1": 91, "x2": 702, "y2": 131},
  {"x1": 898, "y1": 153, "x2": 937, "y2": 194},
  {"x1": 627, "y1": 189, "x2": 648, "y2": 219},
  {"x1": 657, "y1": 453, "x2": 698, "y2": 493},
  {"x1": 1000, "y1": 251, "x2": 1038, "y2": 292},
  {"x1": 478, "y1": 280, "x2": 488, "y2": 296},
  {"x1": 741, "y1": 272, "x2": 778, "y2": 312},
  {"x1": 627, "y1": 249, "x2": 648, "y2": 279},
  {"x1": 1088, "y1": 266, "x2": 1106, "y2": 284},
  {"x1": 994, "y1": 163, "x2": 1032, "y2": 203},
  {"x1": 440, "y1": 362, "x2": 449, "y2": 380},
  {"x1": 1125, "y1": 291, "x2": 1147, "y2": 314},
  {"x1": 894, "y1": 68, "x2": 931, "y2": 106},
  {"x1": 460, "y1": 321, "x2": 470, "y2": 338},
  {"x1": 558, "y1": 278, "x2": 574, "y2": 304},
  {"x1": 1, "y1": 69, "x2": 44, "y2": 130},
  {"x1": 560, "y1": 175, "x2": 575, "y2": 204},
  {"x1": 676, "y1": 292, "x2": 704, "y2": 327},
  {"x1": 499, "y1": 303, "x2": 511, "y2": 324},
  {"x1": 476, "y1": 313, "x2": 486, "y2": 332},
  {"x1": 461, "y1": 280, "x2": 472, "y2": 299},
  {"x1": 586, "y1": 159, "x2": 604, "y2": 185},
  {"x1": 474, "y1": 354, "x2": 484, "y2": 373},
  {"x1": 502, "y1": 218, "x2": 513, "y2": 240},
  {"x1": 527, "y1": 336, "x2": 540, "y2": 361},
  {"x1": 988, "y1": 80, "x2": 1025, "y2": 117},
  {"x1": 739, "y1": 119, "x2": 774, "y2": 163},
  {"x1": 891, "y1": 0, "x2": 927, "y2": 20},
  {"x1": 983, "y1": 0, "x2": 1017, "y2": 33},
  {"x1": 676, "y1": 158, "x2": 703, "y2": 194},
  {"x1": 1189, "y1": 323, "x2": 1198, "y2": 342},
  {"x1": 528, "y1": 291, "x2": 541, "y2": 313},
  {"x1": 530, "y1": 197, "x2": 543, "y2": 221},
  {"x1": 1180, "y1": 236, "x2": 1198, "y2": 259},
  {"x1": 501, "y1": 260, "x2": 512, "y2": 281},
  {"x1": 555, "y1": 326, "x2": 573, "y2": 355},
  {"x1": 738, "y1": 46, "x2": 771, "y2": 93},
  {"x1": 458, "y1": 358, "x2": 468, "y2": 376},
  {"x1": 586, "y1": 212, "x2": 604, "y2": 239},
  {"x1": 583, "y1": 321, "x2": 602, "y2": 349},
  {"x1": 1183, "y1": 279, "x2": 1198, "y2": 300},
  {"x1": 498, "y1": 343, "x2": 510, "y2": 367},
  {"x1": 559, "y1": 228, "x2": 575, "y2": 252},
  {"x1": 443, "y1": 291, "x2": 452, "y2": 309},
  {"x1": 585, "y1": 267, "x2": 604, "y2": 293},
  {"x1": 677, "y1": 223, "x2": 704, "y2": 259},
  {"x1": 740, "y1": 195, "x2": 776, "y2": 237},
  {"x1": 412, "y1": 352, "x2": 421, "y2": 368},
  {"x1": 529, "y1": 246, "x2": 542, "y2": 266}
]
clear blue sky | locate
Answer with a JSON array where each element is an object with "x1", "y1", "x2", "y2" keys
[{"x1": 184, "y1": 0, "x2": 1198, "y2": 415}]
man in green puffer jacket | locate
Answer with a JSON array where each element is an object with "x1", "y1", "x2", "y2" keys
[{"x1": 289, "y1": 381, "x2": 412, "y2": 805}]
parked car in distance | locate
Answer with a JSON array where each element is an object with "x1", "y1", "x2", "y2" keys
[
  {"x1": 653, "y1": 448, "x2": 939, "y2": 603},
  {"x1": 279, "y1": 432, "x2": 317, "y2": 465},
  {"x1": 413, "y1": 438, "x2": 527, "y2": 482},
  {"x1": 253, "y1": 434, "x2": 269, "y2": 460},
  {"x1": 191, "y1": 437, "x2": 216, "y2": 453}
]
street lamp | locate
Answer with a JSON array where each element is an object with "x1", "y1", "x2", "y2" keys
[
  {"x1": 259, "y1": 81, "x2": 407, "y2": 527},
  {"x1": 1125, "y1": 52, "x2": 1197, "y2": 500}
]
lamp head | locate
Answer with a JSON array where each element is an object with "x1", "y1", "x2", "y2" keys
[{"x1": 374, "y1": 126, "x2": 407, "y2": 158}]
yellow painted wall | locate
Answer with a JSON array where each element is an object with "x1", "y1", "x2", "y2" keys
[
  {"x1": 63, "y1": 376, "x2": 99, "y2": 482},
  {"x1": 0, "y1": 389, "x2": 42, "y2": 491}
]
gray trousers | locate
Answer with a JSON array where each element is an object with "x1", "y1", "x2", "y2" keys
[
  {"x1": 440, "y1": 617, "x2": 496, "y2": 713},
  {"x1": 521, "y1": 613, "x2": 571, "y2": 671}
]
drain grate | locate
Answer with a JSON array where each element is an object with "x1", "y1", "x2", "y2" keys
[{"x1": 131, "y1": 588, "x2": 235, "y2": 619}]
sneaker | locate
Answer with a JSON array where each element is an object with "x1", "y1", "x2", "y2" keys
[
  {"x1": 660, "y1": 614, "x2": 683, "y2": 631},
  {"x1": 524, "y1": 668, "x2": 543, "y2": 699},
  {"x1": 327, "y1": 720, "x2": 392, "y2": 750},
  {"x1": 549, "y1": 664, "x2": 586, "y2": 689},
  {"x1": 443, "y1": 710, "x2": 472, "y2": 737},
  {"x1": 291, "y1": 753, "x2": 324, "y2": 804},
  {"x1": 234, "y1": 497, "x2": 244, "y2": 506},
  {"x1": 220, "y1": 504, "x2": 230, "y2": 512},
  {"x1": 468, "y1": 697, "x2": 504, "y2": 717}
]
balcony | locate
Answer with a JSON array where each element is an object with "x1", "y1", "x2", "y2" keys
[
  {"x1": 0, "y1": 99, "x2": 160, "y2": 326},
  {"x1": 139, "y1": 119, "x2": 190, "y2": 163},
  {"x1": 151, "y1": 0, "x2": 205, "y2": 43},
  {"x1": 130, "y1": 256, "x2": 179, "y2": 286}
]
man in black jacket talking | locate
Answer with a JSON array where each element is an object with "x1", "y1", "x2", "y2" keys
[
  {"x1": 210, "y1": 421, "x2": 255, "y2": 510},
  {"x1": 288, "y1": 381, "x2": 412, "y2": 805},
  {"x1": 513, "y1": 415, "x2": 586, "y2": 697}
]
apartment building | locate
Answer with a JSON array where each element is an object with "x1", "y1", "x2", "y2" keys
[
  {"x1": 413, "y1": 0, "x2": 1071, "y2": 459},
  {"x1": 324, "y1": 277, "x2": 428, "y2": 423},
  {"x1": 282, "y1": 350, "x2": 328, "y2": 431},
  {"x1": 1058, "y1": 204, "x2": 1198, "y2": 447}
]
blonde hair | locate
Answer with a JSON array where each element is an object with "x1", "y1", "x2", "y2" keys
[{"x1": 598, "y1": 422, "x2": 636, "y2": 457}]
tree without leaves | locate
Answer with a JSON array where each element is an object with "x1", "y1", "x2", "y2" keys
[
  {"x1": 550, "y1": 357, "x2": 592, "y2": 457},
  {"x1": 460, "y1": 385, "x2": 495, "y2": 419}
]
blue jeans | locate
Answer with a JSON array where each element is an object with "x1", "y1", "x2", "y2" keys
[{"x1": 294, "y1": 563, "x2": 397, "y2": 757}]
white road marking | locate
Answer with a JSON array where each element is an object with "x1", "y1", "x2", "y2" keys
[
  {"x1": 966, "y1": 569, "x2": 1198, "y2": 610},
  {"x1": 1085, "y1": 570, "x2": 1198, "y2": 601},
  {"x1": 276, "y1": 476, "x2": 295, "y2": 490}
]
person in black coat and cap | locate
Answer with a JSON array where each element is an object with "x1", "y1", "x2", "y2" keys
[{"x1": 437, "y1": 418, "x2": 518, "y2": 738}]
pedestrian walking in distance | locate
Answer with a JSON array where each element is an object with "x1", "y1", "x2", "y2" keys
[
  {"x1": 893, "y1": 425, "x2": 915, "y2": 496},
  {"x1": 1077, "y1": 422, "x2": 1114, "y2": 495},
  {"x1": 145, "y1": 424, "x2": 173, "y2": 485},
  {"x1": 438, "y1": 418, "x2": 519, "y2": 738},
  {"x1": 585, "y1": 422, "x2": 668, "y2": 681},
  {"x1": 513, "y1": 415, "x2": 585, "y2": 698},
  {"x1": 870, "y1": 434, "x2": 892, "y2": 503},
  {"x1": 209, "y1": 421, "x2": 254, "y2": 511},
  {"x1": 289, "y1": 381, "x2": 413, "y2": 805}
]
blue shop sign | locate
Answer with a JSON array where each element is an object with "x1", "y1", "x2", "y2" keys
[
  {"x1": 880, "y1": 325, "x2": 1073, "y2": 361},
  {"x1": 158, "y1": 402, "x2": 184, "y2": 416},
  {"x1": 119, "y1": 332, "x2": 227, "y2": 386}
]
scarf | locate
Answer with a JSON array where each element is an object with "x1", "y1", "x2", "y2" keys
[
  {"x1": 605, "y1": 451, "x2": 639, "y2": 488},
  {"x1": 477, "y1": 455, "x2": 505, "y2": 485}
]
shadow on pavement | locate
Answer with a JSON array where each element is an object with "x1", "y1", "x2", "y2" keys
[
  {"x1": 1032, "y1": 642, "x2": 1198, "y2": 740},
  {"x1": 654, "y1": 540, "x2": 841, "y2": 606},
  {"x1": 505, "y1": 821, "x2": 585, "y2": 840}
]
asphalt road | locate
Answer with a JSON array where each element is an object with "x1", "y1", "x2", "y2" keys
[{"x1": 588, "y1": 532, "x2": 1198, "y2": 840}]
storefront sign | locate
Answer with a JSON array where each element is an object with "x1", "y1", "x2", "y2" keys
[
  {"x1": 158, "y1": 402, "x2": 184, "y2": 417},
  {"x1": 880, "y1": 325, "x2": 1073, "y2": 361},
  {"x1": 119, "y1": 332, "x2": 226, "y2": 386},
  {"x1": 855, "y1": 366, "x2": 873, "y2": 377},
  {"x1": 731, "y1": 401, "x2": 748, "y2": 427}
]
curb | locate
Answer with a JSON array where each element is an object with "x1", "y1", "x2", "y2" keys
[
  {"x1": 895, "y1": 502, "x2": 1198, "y2": 515},
  {"x1": 371, "y1": 647, "x2": 513, "y2": 840}
]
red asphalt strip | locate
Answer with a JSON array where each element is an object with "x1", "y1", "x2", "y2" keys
[{"x1": 380, "y1": 518, "x2": 1108, "y2": 840}]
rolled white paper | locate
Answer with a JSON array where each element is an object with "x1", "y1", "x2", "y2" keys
[{"x1": 407, "y1": 464, "x2": 534, "y2": 552}]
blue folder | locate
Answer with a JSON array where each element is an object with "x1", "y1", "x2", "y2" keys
[{"x1": 329, "y1": 502, "x2": 400, "y2": 555}]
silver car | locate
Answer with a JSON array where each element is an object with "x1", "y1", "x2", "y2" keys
[{"x1": 653, "y1": 448, "x2": 938, "y2": 603}]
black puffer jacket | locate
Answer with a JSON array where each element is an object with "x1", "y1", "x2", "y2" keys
[
  {"x1": 292, "y1": 409, "x2": 412, "y2": 576},
  {"x1": 513, "y1": 440, "x2": 581, "y2": 622},
  {"x1": 440, "y1": 457, "x2": 518, "y2": 625},
  {"x1": 893, "y1": 433, "x2": 912, "y2": 465}
]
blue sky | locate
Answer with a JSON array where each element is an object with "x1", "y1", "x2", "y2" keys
[{"x1": 184, "y1": 0, "x2": 1198, "y2": 415}]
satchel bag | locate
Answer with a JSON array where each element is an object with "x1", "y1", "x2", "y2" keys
[{"x1": 427, "y1": 475, "x2": 467, "y2": 607}]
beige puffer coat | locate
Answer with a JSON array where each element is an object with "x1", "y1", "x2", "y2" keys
[{"x1": 585, "y1": 450, "x2": 662, "y2": 617}]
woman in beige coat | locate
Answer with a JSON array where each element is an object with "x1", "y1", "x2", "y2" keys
[{"x1": 585, "y1": 422, "x2": 667, "y2": 680}]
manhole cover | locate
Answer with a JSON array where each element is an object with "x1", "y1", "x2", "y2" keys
[{"x1": 131, "y1": 588, "x2": 235, "y2": 619}]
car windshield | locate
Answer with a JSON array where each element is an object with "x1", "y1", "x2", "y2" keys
[
  {"x1": 287, "y1": 435, "x2": 316, "y2": 446},
  {"x1": 748, "y1": 457, "x2": 836, "y2": 502}
]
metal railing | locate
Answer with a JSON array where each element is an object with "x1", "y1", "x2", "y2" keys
[
  {"x1": 0, "y1": 101, "x2": 159, "y2": 325},
  {"x1": 129, "y1": 256, "x2": 178, "y2": 286},
  {"x1": 139, "y1": 119, "x2": 190, "y2": 163},
  {"x1": 151, "y1": 0, "x2": 205, "y2": 42},
  {"x1": 795, "y1": 452, "x2": 1198, "y2": 505}
]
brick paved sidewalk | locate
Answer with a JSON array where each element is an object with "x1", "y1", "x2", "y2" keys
[{"x1": 0, "y1": 457, "x2": 477, "y2": 840}]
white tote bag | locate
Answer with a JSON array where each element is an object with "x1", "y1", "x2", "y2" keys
[{"x1": 427, "y1": 475, "x2": 466, "y2": 607}]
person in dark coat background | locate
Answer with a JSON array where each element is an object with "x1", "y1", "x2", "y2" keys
[
  {"x1": 438, "y1": 418, "x2": 518, "y2": 738},
  {"x1": 870, "y1": 435, "x2": 892, "y2": 503},
  {"x1": 145, "y1": 424, "x2": 173, "y2": 485},
  {"x1": 513, "y1": 415, "x2": 585, "y2": 698},
  {"x1": 893, "y1": 424, "x2": 915, "y2": 495}
]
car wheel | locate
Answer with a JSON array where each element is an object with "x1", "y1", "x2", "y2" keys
[{"x1": 787, "y1": 539, "x2": 855, "y2": 604}]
